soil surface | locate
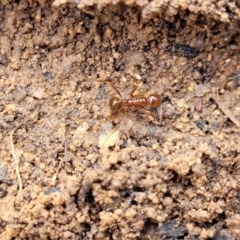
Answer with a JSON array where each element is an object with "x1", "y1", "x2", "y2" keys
[{"x1": 0, "y1": 1, "x2": 240, "y2": 239}]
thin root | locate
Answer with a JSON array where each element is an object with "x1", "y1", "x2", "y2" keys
[
  {"x1": 9, "y1": 131, "x2": 23, "y2": 196},
  {"x1": 51, "y1": 139, "x2": 67, "y2": 186}
]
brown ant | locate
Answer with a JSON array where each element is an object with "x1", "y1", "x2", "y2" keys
[{"x1": 97, "y1": 79, "x2": 162, "y2": 122}]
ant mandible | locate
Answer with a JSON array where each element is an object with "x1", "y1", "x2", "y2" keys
[{"x1": 97, "y1": 78, "x2": 162, "y2": 122}]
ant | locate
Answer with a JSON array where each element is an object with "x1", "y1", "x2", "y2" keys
[{"x1": 97, "y1": 78, "x2": 162, "y2": 123}]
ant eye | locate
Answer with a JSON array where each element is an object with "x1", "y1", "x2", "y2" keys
[{"x1": 148, "y1": 94, "x2": 161, "y2": 107}]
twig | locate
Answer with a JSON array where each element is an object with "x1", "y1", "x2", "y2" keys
[
  {"x1": 9, "y1": 131, "x2": 23, "y2": 195},
  {"x1": 212, "y1": 96, "x2": 240, "y2": 128},
  {"x1": 51, "y1": 139, "x2": 67, "y2": 186}
]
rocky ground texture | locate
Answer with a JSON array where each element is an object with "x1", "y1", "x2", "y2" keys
[{"x1": 0, "y1": 0, "x2": 240, "y2": 239}]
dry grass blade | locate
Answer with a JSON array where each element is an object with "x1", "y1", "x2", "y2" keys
[{"x1": 9, "y1": 131, "x2": 23, "y2": 196}]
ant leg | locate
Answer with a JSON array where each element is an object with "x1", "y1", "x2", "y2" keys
[
  {"x1": 130, "y1": 75, "x2": 141, "y2": 97},
  {"x1": 135, "y1": 108, "x2": 159, "y2": 125},
  {"x1": 95, "y1": 79, "x2": 123, "y2": 99},
  {"x1": 107, "y1": 106, "x2": 127, "y2": 123},
  {"x1": 109, "y1": 82, "x2": 123, "y2": 99},
  {"x1": 130, "y1": 85, "x2": 138, "y2": 97}
]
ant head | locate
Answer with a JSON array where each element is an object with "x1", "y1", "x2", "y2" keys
[
  {"x1": 148, "y1": 94, "x2": 162, "y2": 107},
  {"x1": 109, "y1": 96, "x2": 123, "y2": 115}
]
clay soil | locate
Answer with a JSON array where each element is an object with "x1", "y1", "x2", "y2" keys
[{"x1": 0, "y1": 1, "x2": 240, "y2": 239}]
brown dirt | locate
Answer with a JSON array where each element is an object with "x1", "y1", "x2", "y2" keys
[{"x1": 0, "y1": 1, "x2": 240, "y2": 239}]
